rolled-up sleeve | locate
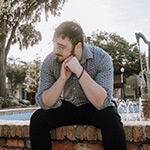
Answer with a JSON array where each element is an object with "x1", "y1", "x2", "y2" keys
[
  {"x1": 94, "y1": 49, "x2": 114, "y2": 109},
  {"x1": 36, "y1": 54, "x2": 62, "y2": 110}
]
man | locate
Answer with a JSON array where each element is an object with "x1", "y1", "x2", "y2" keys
[{"x1": 30, "y1": 21, "x2": 126, "y2": 150}]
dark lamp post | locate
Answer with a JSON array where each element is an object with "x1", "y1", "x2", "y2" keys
[{"x1": 120, "y1": 67, "x2": 125, "y2": 101}]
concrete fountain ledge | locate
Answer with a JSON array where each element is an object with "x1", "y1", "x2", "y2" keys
[
  {"x1": 0, "y1": 107, "x2": 150, "y2": 149},
  {"x1": 0, "y1": 119, "x2": 150, "y2": 126},
  {"x1": 0, "y1": 107, "x2": 39, "y2": 116}
]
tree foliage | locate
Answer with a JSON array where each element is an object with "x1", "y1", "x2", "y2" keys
[
  {"x1": 6, "y1": 57, "x2": 27, "y2": 95},
  {"x1": 6, "y1": 55, "x2": 41, "y2": 97},
  {"x1": 1, "y1": 0, "x2": 67, "y2": 53},
  {"x1": 86, "y1": 31, "x2": 146, "y2": 77},
  {"x1": 25, "y1": 55, "x2": 41, "y2": 93},
  {"x1": 0, "y1": 0, "x2": 68, "y2": 97}
]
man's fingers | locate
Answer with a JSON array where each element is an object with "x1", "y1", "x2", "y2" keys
[{"x1": 64, "y1": 55, "x2": 73, "y2": 63}]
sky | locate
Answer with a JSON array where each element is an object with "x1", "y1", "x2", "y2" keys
[{"x1": 8, "y1": 0, "x2": 150, "y2": 62}]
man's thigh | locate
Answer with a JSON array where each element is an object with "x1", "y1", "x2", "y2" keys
[
  {"x1": 31, "y1": 100, "x2": 79, "y2": 130},
  {"x1": 76, "y1": 103, "x2": 122, "y2": 127}
]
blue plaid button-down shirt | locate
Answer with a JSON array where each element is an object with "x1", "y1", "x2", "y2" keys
[{"x1": 36, "y1": 43, "x2": 114, "y2": 110}]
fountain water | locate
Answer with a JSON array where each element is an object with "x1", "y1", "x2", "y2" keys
[{"x1": 117, "y1": 99, "x2": 140, "y2": 121}]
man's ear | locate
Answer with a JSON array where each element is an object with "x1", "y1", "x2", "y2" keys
[
  {"x1": 75, "y1": 42, "x2": 82, "y2": 52},
  {"x1": 74, "y1": 42, "x2": 83, "y2": 60}
]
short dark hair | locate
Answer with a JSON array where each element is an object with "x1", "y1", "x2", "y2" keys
[{"x1": 54, "y1": 21, "x2": 84, "y2": 46}]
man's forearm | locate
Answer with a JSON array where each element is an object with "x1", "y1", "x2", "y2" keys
[
  {"x1": 78, "y1": 70, "x2": 107, "y2": 107},
  {"x1": 42, "y1": 77, "x2": 66, "y2": 108}
]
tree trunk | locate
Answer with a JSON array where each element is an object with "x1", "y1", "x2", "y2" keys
[
  {"x1": 0, "y1": 48, "x2": 6, "y2": 98},
  {"x1": 0, "y1": 17, "x2": 7, "y2": 98}
]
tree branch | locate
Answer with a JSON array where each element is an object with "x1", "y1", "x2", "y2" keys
[
  {"x1": 5, "y1": 21, "x2": 19, "y2": 57},
  {"x1": 5, "y1": 1, "x2": 39, "y2": 57}
]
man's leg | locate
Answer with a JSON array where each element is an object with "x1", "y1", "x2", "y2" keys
[
  {"x1": 77, "y1": 104, "x2": 127, "y2": 150},
  {"x1": 30, "y1": 101, "x2": 78, "y2": 150},
  {"x1": 99, "y1": 107, "x2": 126, "y2": 150}
]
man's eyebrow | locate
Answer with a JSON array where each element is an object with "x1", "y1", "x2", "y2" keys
[
  {"x1": 53, "y1": 40, "x2": 66, "y2": 48},
  {"x1": 57, "y1": 43, "x2": 66, "y2": 47}
]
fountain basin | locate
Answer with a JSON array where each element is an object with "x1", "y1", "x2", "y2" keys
[{"x1": 0, "y1": 107, "x2": 149, "y2": 150}]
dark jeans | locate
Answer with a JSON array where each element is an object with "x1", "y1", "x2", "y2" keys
[{"x1": 30, "y1": 101, "x2": 126, "y2": 150}]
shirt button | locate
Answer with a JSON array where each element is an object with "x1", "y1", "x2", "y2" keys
[{"x1": 73, "y1": 87, "x2": 76, "y2": 90}]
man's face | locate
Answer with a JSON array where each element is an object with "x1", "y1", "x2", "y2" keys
[{"x1": 53, "y1": 36, "x2": 74, "y2": 63}]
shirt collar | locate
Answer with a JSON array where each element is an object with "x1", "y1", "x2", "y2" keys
[{"x1": 80, "y1": 43, "x2": 93, "y2": 64}]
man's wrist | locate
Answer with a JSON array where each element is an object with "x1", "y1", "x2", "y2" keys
[
  {"x1": 78, "y1": 67, "x2": 84, "y2": 80},
  {"x1": 58, "y1": 76, "x2": 67, "y2": 84}
]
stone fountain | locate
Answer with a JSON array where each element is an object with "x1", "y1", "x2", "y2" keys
[{"x1": 135, "y1": 32, "x2": 150, "y2": 120}]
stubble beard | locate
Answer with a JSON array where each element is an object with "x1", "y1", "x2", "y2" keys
[{"x1": 55, "y1": 55, "x2": 63, "y2": 64}]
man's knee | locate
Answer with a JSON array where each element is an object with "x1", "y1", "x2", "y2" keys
[{"x1": 30, "y1": 109, "x2": 45, "y2": 125}]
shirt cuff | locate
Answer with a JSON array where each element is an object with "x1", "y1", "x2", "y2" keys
[{"x1": 36, "y1": 96, "x2": 62, "y2": 110}]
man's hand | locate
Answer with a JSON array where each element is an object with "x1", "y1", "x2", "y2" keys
[
  {"x1": 65, "y1": 56, "x2": 83, "y2": 78},
  {"x1": 60, "y1": 56, "x2": 73, "y2": 81}
]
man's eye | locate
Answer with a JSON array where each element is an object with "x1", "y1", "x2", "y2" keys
[{"x1": 59, "y1": 46, "x2": 65, "y2": 51}]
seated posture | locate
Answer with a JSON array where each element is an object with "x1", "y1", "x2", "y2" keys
[{"x1": 30, "y1": 21, "x2": 126, "y2": 150}]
